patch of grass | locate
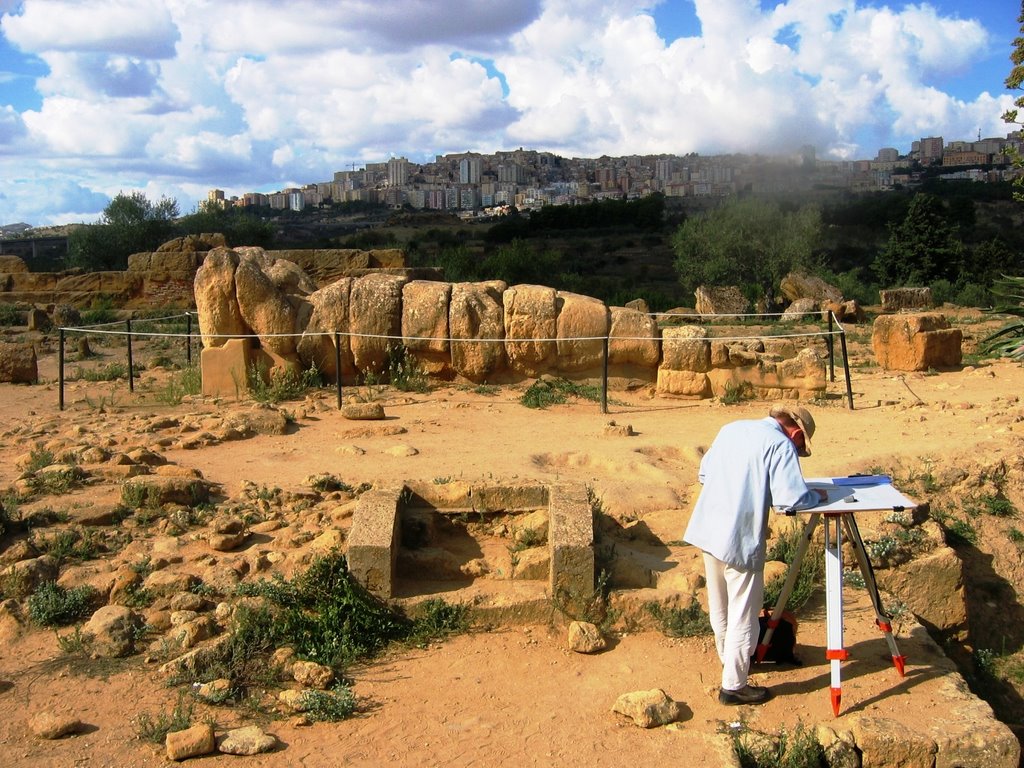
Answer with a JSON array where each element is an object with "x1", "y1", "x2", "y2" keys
[
  {"x1": 408, "y1": 598, "x2": 471, "y2": 645},
  {"x1": 32, "y1": 527, "x2": 104, "y2": 565},
  {"x1": 472, "y1": 384, "x2": 500, "y2": 396},
  {"x1": 721, "y1": 380, "x2": 755, "y2": 404},
  {"x1": 732, "y1": 721, "x2": 826, "y2": 768},
  {"x1": 0, "y1": 302, "x2": 22, "y2": 326},
  {"x1": 135, "y1": 690, "x2": 195, "y2": 744},
  {"x1": 0, "y1": 568, "x2": 32, "y2": 600},
  {"x1": 385, "y1": 343, "x2": 430, "y2": 393},
  {"x1": 520, "y1": 377, "x2": 603, "y2": 409},
  {"x1": 764, "y1": 526, "x2": 823, "y2": 612},
  {"x1": 247, "y1": 361, "x2": 323, "y2": 404},
  {"x1": 156, "y1": 365, "x2": 202, "y2": 406},
  {"x1": 945, "y1": 518, "x2": 978, "y2": 547},
  {"x1": 68, "y1": 362, "x2": 131, "y2": 382},
  {"x1": 120, "y1": 481, "x2": 162, "y2": 511},
  {"x1": 308, "y1": 474, "x2": 353, "y2": 493},
  {"x1": 27, "y1": 465, "x2": 86, "y2": 497},
  {"x1": 1008, "y1": 528, "x2": 1024, "y2": 549},
  {"x1": 56, "y1": 625, "x2": 92, "y2": 655},
  {"x1": 302, "y1": 683, "x2": 358, "y2": 721},
  {"x1": 646, "y1": 601, "x2": 713, "y2": 638},
  {"x1": 27, "y1": 581, "x2": 96, "y2": 627},
  {"x1": 25, "y1": 446, "x2": 55, "y2": 473}
]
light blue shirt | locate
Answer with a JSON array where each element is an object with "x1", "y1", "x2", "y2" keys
[{"x1": 683, "y1": 416, "x2": 819, "y2": 570}]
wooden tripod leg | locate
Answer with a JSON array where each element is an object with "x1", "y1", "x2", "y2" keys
[
  {"x1": 842, "y1": 514, "x2": 906, "y2": 676},
  {"x1": 756, "y1": 513, "x2": 819, "y2": 662}
]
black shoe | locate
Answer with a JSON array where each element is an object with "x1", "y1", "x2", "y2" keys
[{"x1": 718, "y1": 685, "x2": 770, "y2": 705}]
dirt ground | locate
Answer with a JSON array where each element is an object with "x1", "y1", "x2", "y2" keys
[{"x1": 1, "y1": 313, "x2": 1024, "y2": 766}]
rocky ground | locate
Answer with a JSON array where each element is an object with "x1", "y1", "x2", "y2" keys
[{"x1": 1, "y1": 308, "x2": 1024, "y2": 766}]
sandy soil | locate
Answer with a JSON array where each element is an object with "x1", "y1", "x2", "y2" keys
[{"x1": 1, "y1": 316, "x2": 1023, "y2": 766}]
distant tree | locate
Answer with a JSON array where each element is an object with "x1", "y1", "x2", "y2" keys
[
  {"x1": 671, "y1": 198, "x2": 822, "y2": 302},
  {"x1": 1002, "y1": 1, "x2": 1024, "y2": 202},
  {"x1": 67, "y1": 192, "x2": 179, "y2": 271},
  {"x1": 872, "y1": 193, "x2": 964, "y2": 287},
  {"x1": 176, "y1": 202, "x2": 274, "y2": 248}
]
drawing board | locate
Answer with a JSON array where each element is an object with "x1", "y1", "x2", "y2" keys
[{"x1": 799, "y1": 476, "x2": 918, "y2": 514}]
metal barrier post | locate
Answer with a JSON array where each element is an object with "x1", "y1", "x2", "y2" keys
[
  {"x1": 126, "y1": 319, "x2": 134, "y2": 393},
  {"x1": 59, "y1": 328, "x2": 65, "y2": 411},
  {"x1": 335, "y1": 331, "x2": 343, "y2": 410},
  {"x1": 839, "y1": 329, "x2": 854, "y2": 410},
  {"x1": 601, "y1": 336, "x2": 609, "y2": 414},
  {"x1": 828, "y1": 312, "x2": 835, "y2": 382},
  {"x1": 186, "y1": 312, "x2": 193, "y2": 367}
]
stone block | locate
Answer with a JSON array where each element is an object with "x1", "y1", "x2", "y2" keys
[
  {"x1": 695, "y1": 285, "x2": 748, "y2": 315},
  {"x1": 504, "y1": 284, "x2": 557, "y2": 376},
  {"x1": 881, "y1": 287, "x2": 933, "y2": 312},
  {"x1": 608, "y1": 306, "x2": 660, "y2": 367},
  {"x1": 200, "y1": 338, "x2": 252, "y2": 397},
  {"x1": 0, "y1": 342, "x2": 38, "y2": 384},
  {"x1": 660, "y1": 325, "x2": 711, "y2": 372},
  {"x1": 548, "y1": 483, "x2": 594, "y2": 600},
  {"x1": 872, "y1": 313, "x2": 962, "y2": 371},
  {"x1": 655, "y1": 368, "x2": 711, "y2": 398},
  {"x1": 347, "y1": 485, "x2": 403, "y2": 598},
  {"x1": 450, "y1": 281, "x2": 507, "y2": 382},
  {"x1": 556, "y1": 291, "x2": 609, "y2": 372}
]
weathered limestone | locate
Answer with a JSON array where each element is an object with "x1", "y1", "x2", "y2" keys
[
  {"x1": 234, "y1": 251, "x2": 301, "y2": 357},
  {"x1": 608, "y1": 306, "x2": 660, "y2": 367},
  {"x1": 297, "y1": 278, "x2": 355, "y2": 383},
  {"x1": 347, "y1": 486, "x2": 403, "y2": 597},
  {"x1": 881, "y1": 287, "x2": 933, "y2": 312},
  {"x1": 0, "y1": 341, "x2": 38, "y2": 384},
  {"x1": 402, "y1": 280, "x2": 452, "y2": 374},
  {"x1": 611, "y1": 689, "x2": 686, "y2": 728},
  {"x1": 548, "y1": 483, "x2": 594, "y2": 600},
  {"x1": 781, "y1": 297, "x2": 818, "y2": 321},
  {"x1": 877, "y1": 546, "x2": 967, "y2": 637},
  {"x1": 349, "y1": 273, "x2": 407, "y2": 372},
  {"x1": 450, "y1": 281, "x2": 507, "y2": 382},
  {"x1": 0, "y1": 254, "x2": 28, "y2": 272},
  {"x1": 200, "y1": 338, "x2": 251, "y2": 397},
  {"x1": 166, "y1": 723, "x2": 216, "y2": 761},
  {"x1": 695, "y1": 285, "x2": 749, "y2": 315},
  {"x1": 556, "y1": 291, "x2": 609, "y2": 372},
  {"x1": 780, "y1": 271, "x2": 843, "y2": 304},
  {"x1": 657, "y1": 326, "x2": 711, "y2": 398},
  {"x1": 82, "y1": 605, "x2": 143, "y2": 658},
  {"x1": 503, "y1": 284, "x2": 557, "y2": 375},
  {"x1": 872, "y1": 313, "x2": 962, "y2": 371},
  {"x1": 194, "y1": 248, "x2": 245, "y2": 348}
]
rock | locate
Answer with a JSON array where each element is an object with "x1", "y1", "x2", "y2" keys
[
  {"x1": 779, "y1": 272, "x2": 843, "y2": 304},
  {"x1": 450, "y1": 281, "x2": 507, "y2": 382},
  {"x1": 349, "y1": 273, "x2": 407, "y2": 373},
  {"x1": 567, "y1": 621, "x2": 607, "y2": 653},
  {"x1": 0, "y1": 254, "x2": 28, "y2": 272},
  {"x1": 402, "y1": 280, "x2": 452, "y2": 374},
  {"x1": 881, "y1": 287, "x2": 933, "y2": 312},
  {"x1": 384, "y1": 444, "x2": 418, "y2": 457},
  {"x1": 2, "y1": 555, "x2": 58, "y2": 593},
  {"x1": 608, "y1": 306, "x2": 660, "y2": 367},
  {"x1": 82, "y1": 605, "x2": 142, "y2": 658},
  {"x1": 556, "y1": 290, "x2": 609, "y2": 372},
  {"x1": 343, "y1": 402, "x2": 385, "y2": 420},
  {"x1": 292, "y1": 660, "x2": 335, "y2": 690},
  {"x1": 193, "y1": 247, "x2": 246, "y2": 349},
  {"x1": 781, "y1": 297, "x2": 818, "y2": 322},
  {"x1": 223, "y1": 406, "x2": 290, "y2": 436},
  {"x1": 602, "y1": 421, "x2": 635, "y2": 437},
  {"x1": 297, "y1": 278, "x2": 355, "y2": 382},
  {"x1": 52, "y1": 304, "x2": 81, "y2": 327},
  {"x1": 28, "y1": 711, "x2": 81, "y2": 739},
  {"x1": 0, "y1": 342, "x2": 38, "y2": 384},
  {"x1": 877, "y1": 546, "x2": 967, "y2": 636},
  {"x1": 847, "y1": 715, "x2": 937, "y2": 768},
  {"x1": 816, "y1": 724, "x2": 860, "y2": 768},
  {"x1": 695, "y1": 285, "x2": 749, "y2": 316},
  {"x1": 822, "y1": 298, "x2": 867, "y2": 324},
  {"x1": 611, "y1": 689, "x2": 686, "y2": 728},
  {"x1": 165, "y1": 722, "x2": 216, "y2": 761},
  {"x1": 278, "y1": 689, "x2": 310, "y2": 712},
  {"x1": 660, "y1": 325, "x2": 711, "y2": 373},
  {"x1": 0, "y1": 598, "x2": 26, "y2": 642},
  {"x1": 122, "y1": 476, "x2": 211, "y2": 508},
  {"x1": 218, "y1": 725, "x2": 278, "y2": 755},
  {"x1": 27, "y1": 308, "x2": 50, "y2": 331},
  {"x1": 235, "y1": 250, "x2": 300, "y2": 356},
  {"x1": 503, "y1": 284, "x2": 557, "y2": 376},
  {"x1": 624, "y1": 298, "x2": 650, "y2": 314},
  {"x1": 193, "y1": 678, "x2": 232, "y2": 703},
  {"x1": 872, "y1": 313, "x2": 962, "y2": 371},
  {"x1": 209, "y1": 532, "x2": 248, "y2": 552}
]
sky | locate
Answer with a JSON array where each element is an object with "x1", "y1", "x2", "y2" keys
[{"x1": 0, "y1": 0, "x2": 1020, "y2": 227}]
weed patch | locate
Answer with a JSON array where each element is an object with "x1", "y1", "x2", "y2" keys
[
  {"x1": 646, "y1": 601, "x2": 713, "y2": 638},
  {"x1": 28, "y1": 581, "x2": 96, "y2": 627},
  {"x1": 385, "y1": 343, "x2": 430, "y2": 393},
  {"x1": 764, "y1": 526, "x2": 822, "y2": 612},
  {"x1": 157, "y1": 366, "x2": 202, "y2": 406},
  {"x1": 301, "y1": 683, "x2": 358, "y2": 722},
  {"x1": 520, "y1": 377, "x2": 603, "y2": 409},
  {"x1": 247, "y1": 361, "x2": 322, "y2": 404},
  {"x1": 731, "y1": 721, "x2": 826, "y2": 768},
  {"x1": 135, "y1": 691, "x2": 195, "y2": 744}
]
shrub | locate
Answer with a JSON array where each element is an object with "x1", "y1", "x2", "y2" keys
[
  {"x1": 764, "y1": 526, "x2": 823, "y2": 612},
  {"x1": 28, "y1": 581, "x2": 96, "y2": 627},
  {"x1": 646, "y1": 601, "x2": 713, "y2": 638},
  {"x1": 520, "y1": 377, "x2": 603, "y2": 409},
  {"x1": 247, "y1": 361, "x2": 323, "y2": 403},
  {"x1": 385, "y1": 343, "x2": 430, "y2": 393},
  {"x1": 157, "y1": 365, "x2": 202, "y2": 405},
  {"x1": 135, "y1": 691, "x2": 194, "y2": 744},
  {"x1": 301, "y1": 684, "x2": 358, "y2": 722},
  {"x1": 0, "y1": 303, "x2": 22, "y2": 326},
  {"x1": 732, "y1": 721, "x2": 826, "y2": 768}
]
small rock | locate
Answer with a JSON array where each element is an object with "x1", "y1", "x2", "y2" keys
[
  {"x1": 218, "y1": 725, "x2": 278, "y2": 755},
  {"x1": 602, "y1": 421, "x2": 636, "y2": 437},
  {"x1": 292, "y1": 660, "x2": 335, "y2": 690},
  {"x1": 165, "y1": 722, "x2": 215, "y2": 761},
  {"x1": 278, "y1": 689, "x2": 309, "y2": 712},
  {"x1": 384, "y1": 444, "x2": 418, "y2": 457},
  {"x1": 28, "y1": 711, "x2": 81, "y2": 739},
  {"x1": 568, "y1": 621, "x2": 607, "y2": 654},
  {"x1": 208, "y1": 531, "x2": 248, "y2": 551},
  {"x1": 611, "y1": 689, "x2": 686, "y2": 728},
  {"x1": 82, "y1": 605, "x2": 142, "y2": 658},
  {"x1": 193, "y1": 678, "x2": 232, "y2": 703},
  {"x1": 342, "y1": 402, "x2": 385, "y2": 420}
]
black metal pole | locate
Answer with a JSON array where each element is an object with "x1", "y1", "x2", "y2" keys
[
  {"x1": 601, "y1": 336, "x2": 609, "y2": 414},
  {"x1": 827, "y1": 312, "x2": 835, "y2": 382},
  {"x1": 839, "y1": 329, "x2": 854, "y2": 410},
  {"x1": 126, "y1": 319, "x2": 134, "y2": 393},
  {"x1": 334, "y1": 331, "x2": 343, "y2": 410},
  {"x1": 59, "y1": 328, "x2": 65, "y2": 411},
  {"x1": 186, "y1": 312, "x2": 193, "y2": 367}
]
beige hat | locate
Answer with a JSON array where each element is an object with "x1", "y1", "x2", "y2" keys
[{"x1": 770, "y1": 404, "x2": 816, "y2": 457}]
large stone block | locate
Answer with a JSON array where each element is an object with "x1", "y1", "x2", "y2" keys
[
  {"x1": 872, "y1": 313, "x2": 962, "y2": 371},
  {"x1": 349, "y1": 273, "x2": 407, "y2": 373},
  {"x1": 504, "y1": 284, "x2": 557, "y2": 376},
  {"x1": 695, "y1": 285, "x2": 749, "y2": 316},
  {"x1": 0, "y1": 255, "x2": 28, "y2": 273},
  {"x1": 201, "y1": 338, "x2": 252, "y2": 397},
  {"x1": 877, "y1": 546, "x2": 966, "y2": 636},
  {"x1": 235, "y1": 251, "x2": 299, "y2": 356},
  {"x1": 450, "y1": 281, "x2": 507, "y2": 382},
  {"x1": 609, "y1": 306, "x2": 660, "y2": 367},
  {"x1": 402, "y1": 280, "x2": 451, "y2": 374},
  {"x1": 779, "y1": 271, "x2": 842, "y2": 303},
  {"x1": 297, "y1": 278, "x2": 355, "y2": 383},
  {"x1": 194, "y1": 247, "x2": 246, "y2": 349},
  {"x1": 0, "y1": 342, "x2": 38, "y2": 384},
  {"x1": 548, "y1": 483, "x2": 594, "y2": 601},
  {"x1": 655, "y1": 368, "x2": 711, "y2": 398},
  {"x1": 347, "y1": 486, "x2": 403, "y2": 598},
  {"x1": 881, "y1": 287, "x2": 933, "y2": 312},
  {"x1": 556, "y1": 291, "x2": 609, "y2": 372},
  {"x1": 660, "y1": 325, "x2": 711, "y2": 372}
]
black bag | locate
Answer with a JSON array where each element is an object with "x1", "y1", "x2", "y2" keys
[{"x1": 754, "y1": 610, "x2": 801, "y2": 665}]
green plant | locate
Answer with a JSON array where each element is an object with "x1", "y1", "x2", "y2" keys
[
  {"x1": 301, "y1": 683, "x2": 358, "y2": 722},
  {"x1": 309, "y1": 474, "x2": 353, "y2": 493},
  {"x1": 247, "y1": 361, "x2": 322, "y2": 404},
  {"x1": 385, "y1": 343, "x2": 429, "y2": 393},
  {"x1": 69, "y1": 362, "x2": 131, "y2": 382},
  {"x1": 408, "y1": 599, "x2": 471, "y2": 645},
  {"x1": 551, "y1": 569, "x2": 612, "y2": 627},
  {"x1": 764, "y1": 526, "x2": 823, "y2": 612},
  {"x1": 55, "y1": 625, "x2": 92, "y2": 655},
  {"x1": 646, "y1": 601, "x2": 713, "y2": 638},
  {"x1": 80, "y1": 297, "x2": 118, "y2": 325},
  {"x1": 135, "y1": 690, "x2": 194, "y2": 744},
  {"x1": 33, "y1": 527, "x2": 103, "y2": 564},
  {"x1": 721, "y1": 380, "x2": 755, "y2": 404},
  {"x1": 946, "y1": 518, "x2": 978, "y2": 546},
  {"x1": 731, "y1": 721, "x2": 826, "y2": 768},
  {"x1": 0, "y1": 302, "x2": 22, "y2": 326},
  {"x1": 121, "y1": 481, "x2": 160, "y2": 510},
  {"x1": 27, "y1": 465, "x2": 86, "y2": 497},
  {"x1": 1008, "y1": 528, "x2": 1024, "y2": 548},
  {"x1": 27, "y1": 581, "x2": 96, "y2": 627},
  {"x1": 472, "y1": 384, "x2": 499, "y2": 396},
  {"x1": 520, "y1": 377, "x2": 605, "y2": 409},
  {"x1": 25, "y1": 446, "x2": 55, "y2": 473},
  {"x1": 980, "y1": 275, "x2": 1024, "y2": 360},
  {"x1": 157, "y1": 365, "x2": 202, "y2": 406}
]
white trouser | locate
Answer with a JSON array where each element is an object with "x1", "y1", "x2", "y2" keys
[{"x1": 703, "y1": 552, "x2": 764, "y2": 691}]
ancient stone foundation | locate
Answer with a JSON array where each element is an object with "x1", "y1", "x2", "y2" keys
[{"x1": 872, "y1": 313, "x2": 962, "y2": 372}]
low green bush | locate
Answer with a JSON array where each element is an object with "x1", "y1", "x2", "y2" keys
[{"x1": 27, "y1": 581, "x2": 96, "y2": 627}]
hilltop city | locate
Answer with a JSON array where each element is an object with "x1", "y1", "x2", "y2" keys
[{"x1": 204, "y1": 133, "x2": 1023, "y2": 221}]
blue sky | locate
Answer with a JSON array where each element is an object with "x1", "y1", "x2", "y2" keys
[{"x1": 0, "y1": 0, "x2": 1020, "y2": 226}]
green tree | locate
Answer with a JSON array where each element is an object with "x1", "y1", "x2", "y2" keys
[
  {"x1": 176, "y1": 202, "x2": 274, "y2": 248},
  {"x1": 67, "y1": 192, "x2": 179, "y2": 271},
  {"x1": 671, "y1": 198, "x2": 822, "y2": 301},
  {"x1": 1003, "y1": 1, "x2": 1024, "y2": 202},
  {"x1": 872, "y1": 193, "x2": 964, "y2": 287}
]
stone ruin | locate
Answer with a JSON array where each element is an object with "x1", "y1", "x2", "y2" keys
[{"x1": 193, "y1": 246, "x2": 828, "y2": 400}]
